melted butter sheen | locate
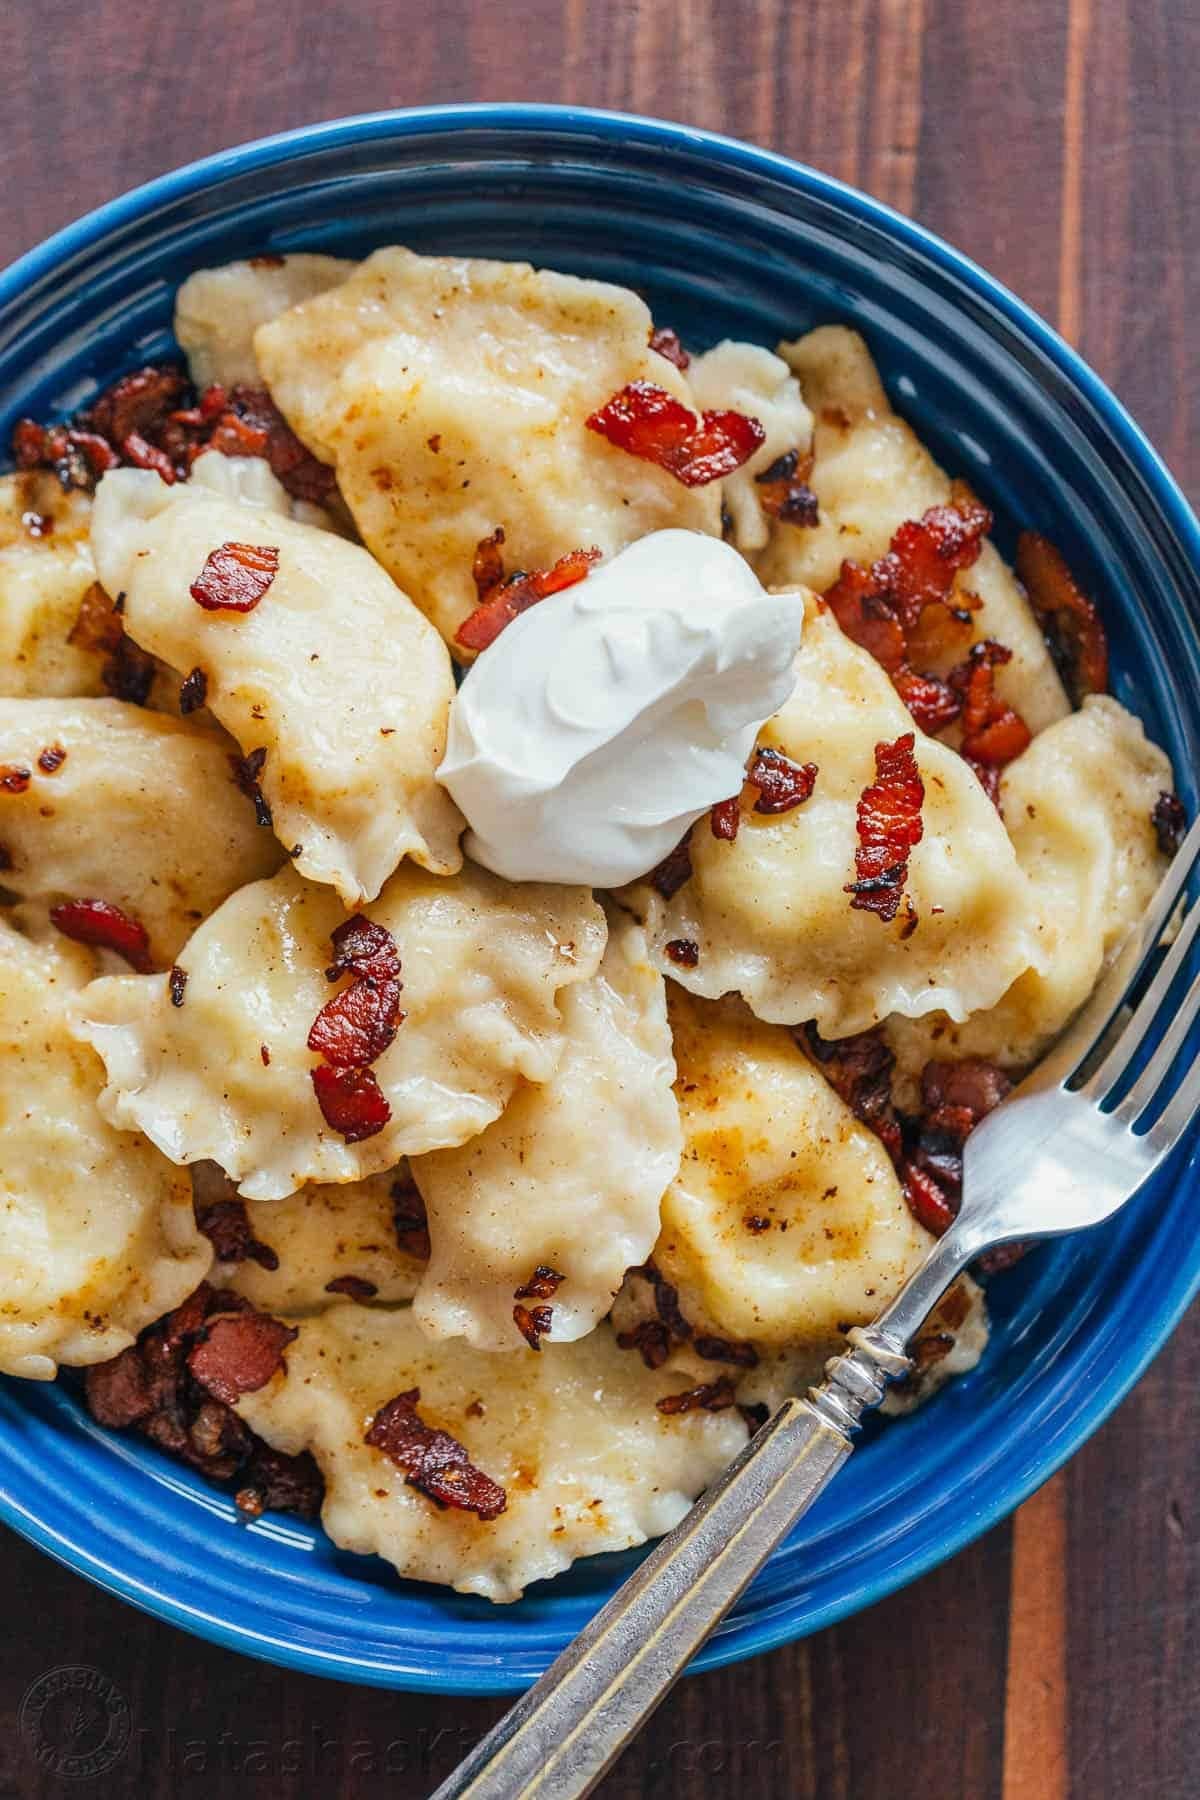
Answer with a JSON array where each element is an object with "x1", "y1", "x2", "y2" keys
[{"x1": 437, "y1": 530, "x2": 803, "y2": 887}]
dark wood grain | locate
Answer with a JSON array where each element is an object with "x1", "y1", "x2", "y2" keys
[{"x1": 0, "y1": 4, "x2": 1197, "y2": 1797}]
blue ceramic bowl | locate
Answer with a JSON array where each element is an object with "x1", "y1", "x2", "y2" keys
[{"x1": 1, "y1": 106, "x2": 1198, "y2": 1693}]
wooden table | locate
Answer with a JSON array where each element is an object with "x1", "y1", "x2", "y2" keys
[{"x1": 1, "y1": 3, "x2": 1196, "y2": 1795}]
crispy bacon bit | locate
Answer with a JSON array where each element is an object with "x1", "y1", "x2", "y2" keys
[
  {"x1": 324, "y1": 1275, "x2": 379, "y2": 1301},
  {"x1": 902, "y1": 1058, "x2": 1012, "y2": 1235},
  {"x1": 903, "y1": 1164, "x2": 958, "y2": 1237},
  {"x1": 365, "y1": 1388, "x2": 507, "y2": 1520},
  {"x1": 311, "y1": 1064, "x2": 392, "y2": 1143},
  {"x1": 471, "y1": 526, "x2": 507, "y2": 600},
  {"x1": 229, "y1": 748, "x2": 272, "y2": 828},
  {"x1": 169, "y1": 964, "x2": 188, "y2": 1007},
  {"x1": 187, "y1": 1310, "x2": 297, "y2": 1405},
  {"x1": 84, "y1": 1286, "x2": 324, "y2": 1515},
  {"x1": 1152, "y1": 791, "x2": 1187, "y2": 857},
  {"x1": 616, "y1": 1319, "x2": 671, "y2": 1369},
  {"x1": 1015, "y1": 530, "x2": 1109, "y2": 702},
  {"x1": 0, "y1": 765, "x2": 31, "y2": 794},
  {"x1": 326, "y1": 913, "x2": 401, "y2": 983},
  {"x1": 51, "y1": 897, "x2": 153, "y2": 971},
  {"x1": 845, "y1": 734, "x2": 924, "y2": 923},
  {"x1": 455, "y1": 543, "x2": 601, "y2": 652},
  {"x1": 12, "y1": 417, "x2": 120, "y2": 490},
  {"x1": 656, "y1": 1376, "x2": 738, "y2": 1415},
  {"x1": 234, "y1": 1442, "x2": 323, "y2": 1521},
  {"x1": 391, "y1": 1178, "x2": 431, "y2": 1260},
  {"x1": 648, "y1": 325, "x2": 690, "y2": 370},
  {"x1": 586, "y1": 382, "x2": 766, "y2": 488},
  {"x1": 513, "y1": 1302, "x2": 554, "y2": 1350},
  {"x1": 178, "y1": 667, "x2": 208, "y2": 714},
  {"x1": 260, "y1": 1044, "x2": 271, "y2": 1065},
  {"x1": 37, "y1": 744, "x2": 66, "y2": 774},
  {"x1": 890, "y1": 667, "x2": 962, "y2": 736},
  {"x1": 754, "y1": 448, "x2": 819, "y2": 527},
  {"x1": 665, "y1": 937, "x2": 700, "y2": 968},
  {"x1": 710, "y1": 797, "x2": 741, "y2": 841},
  {"x1": 308, "y1": 975, "x2": 404, "y2": 1068},
  {"x1": 823, "y1": 492, "x2": 992, "y2": 728},
  {"x1": 948, "y1": 640, "x2": 1032, "y2": 770},
  {"x1": 22, "y1": 510, "x2": 52, "y2": 538},
  {"x1": 803, "y1": 1023, "x2": 904, "y2": 1169},
  {"x1": 693, "y1": 1335, "x2": 759, "y2": 1368},
  {"x1": 220, "y1": 386, "x2": 336, "y2": 504},
  {"x1": 195, "y1": 1197, "x2": 279, "y2": 1271},
  {"x1": 648, "y1": 829, "x2": 693, "y2": 899},
  {"x1": 123, "y1": 431, "x2": 177, "y2": 483},
  {"x1": 747, "y1": 746, "x2": 818, "y2": 814},
  {"x1": 190, "y1": 541, "x2": 279, "y2": 613},
  {"x1": 83, "y1": 365, "x2": 190, "y2": 448},
  {"x1": 514, "y1": 1266, "x2": 565, "y2": 1301}
]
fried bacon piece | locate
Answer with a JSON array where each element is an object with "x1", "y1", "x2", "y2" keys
[
  {"x1": 665, "y1": 938, "x2": 700, "y2": 968},
  {"x1": 903, "y1": 1058, "x2": 1012, "y2": 1236},
  {"x1": 309, "y1": 912, "x2": 403, "y2": 1077},
  {"x1": 365, "y1": 1388, "x2": 507, "y2": 1520},
  {"x1": 195, "y1": 1196, "x2": 279, "y2": 1271},
  {"x1": 187, "y1": 1310, "x2": 297, "y2": 1404},
  {"x1": 12, "y1": 366, "x2": 335, "y2": 501},
  {"x1": 391, "y1": 1177, "x2": 432, "y2": 1260},
  {"x1": 747, "y1": 746, "x2": 818, "y2": 814},
  {"x1": 68, "y1": 582, "x2": 125, "y2": 656},
  {"x1": 308, "y1": 976, "x2": 404, "y2": 1068},
  {"x1": 648, "y1": 326, "x2": 690, "y2": 370},
  {"x1": 1152, "y1": 791, "x2": 1187, "y2": 857},
  {"x1": 692, "y1": 1335, "x2": 759, "y2": 1368},
  {"x1": 513, "y1": 1303, "x2": 554, "y2": 1350},
  {"x1": 1015, "y1": 530, "x2": 1109, "y2": 703},
  {"x1": 586, "y1": 381, "x2": 765, "y2": 488},
  {"x1": 803, "y1": 1024, "x2": 904, "y2": 1168},
  {"x1": 656, "y1": 1376, "x2": 738, "y2": 1415},
  {"x1": 648, "y1": 829, "x2": 693, "y2": 898},
  {"x1": 0, "y1": 766, "x2": 31, "y2": 794},
  {"x1": 823, "y1": 492, "x2": 992, "y2": 731},
  {"x1": 947, "y1": 640, "x2": 1032, "y2": 772},
  {"x1": 50, "y1": 897, "x2": 153, "y2": 971},
  {"x1": 455, "y1": 539, "x2": 601, "y2": 652},
  {"x1": 845, "y1": 733, "x2": 924, "y2": 923},
  {"x1": 190, "y1": 541, "x2": 279, "y2": 613},
  {"x1": 85, "y1": 1284, "x2": 322, "y2": 1515},
  {"x1": 169, "y1": 964, "x2": 188, "y2": 1007},
  {"x1": 326, "y1": 913, "x2": 401, "y2": 984},
  {"x1": 709, "y1": 797, "x2": 741, "y2": 841},
  {"x1": 754, "y1": 448, "x2": 819, "y2": 527},
  {"x1": 514, "y1": 1266, "x2": 565, "y2": 1301},
  {"x1": 311, "y1": 1063, "x2": 392, "y2": 1143}
]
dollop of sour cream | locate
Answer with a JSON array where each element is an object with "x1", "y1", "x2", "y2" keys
[{"x1": 437, "y1": 530, "x2": 803, "y2": 887}]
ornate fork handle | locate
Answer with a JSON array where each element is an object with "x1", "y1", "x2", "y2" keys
[{"x1": 430, "y1": 1323, "x2": 914, "y2": 1800}]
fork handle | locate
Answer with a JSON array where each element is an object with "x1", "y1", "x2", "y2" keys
[{"x1": 430, "y1": 1330, "x2": 910, "y2": 1800}]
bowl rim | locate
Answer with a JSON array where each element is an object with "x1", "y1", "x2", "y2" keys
[{"x1": 1, "y1": 101, "x2": 1198, "y2": 1689}]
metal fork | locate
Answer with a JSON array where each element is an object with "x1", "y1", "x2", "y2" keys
[{"x1": 433, "y1": 817, "x2": 1200, "y2": 1800}]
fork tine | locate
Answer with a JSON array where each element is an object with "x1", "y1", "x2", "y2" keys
[
  {"x1": 1084, "y1": 889, "x2": 1200, "y2": 1099},
  {"x1": 1146, "y1": 1043, "x2": 1200, "y2": 1153},
  {"x1": 1113, "y1": 963, "x2": 1200, "y2": 1125},
  {"x1": 1033, "y1": 810, "x2": 1200, "y2": 1091}
]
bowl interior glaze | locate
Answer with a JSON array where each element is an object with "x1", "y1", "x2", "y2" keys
[{"x1": 0, "y1": 107, "x2": 1198, "y2": 1692}]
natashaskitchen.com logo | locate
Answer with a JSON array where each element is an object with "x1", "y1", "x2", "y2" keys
[{"x1": 19, "y1": 1664, "x2": 131, "y2": 1779}]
